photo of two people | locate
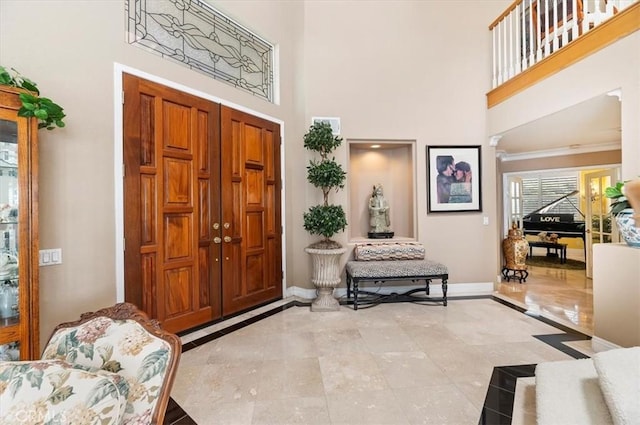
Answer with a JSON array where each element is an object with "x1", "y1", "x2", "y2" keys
[
  {"x1": 436, "y1": 155, "x2": 472, "y2": 204},
  {"x1": 427, "y1": 146, "x2": 482, "y2": 213}
]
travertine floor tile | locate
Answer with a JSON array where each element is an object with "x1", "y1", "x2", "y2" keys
[
  {"x1": 252, "y1": 397, "x2": 331, "y2": 425},
  {"x1": 512, "y1": 377, "x2": 537, "y2": 425},
  {"x1": 372, "y1": 351, "x2": 451, "y2": 389},
  {"x1": 319, "y1": 351, "x2": 389, "y2": 394},
  {"x1": 394, "y1": 385, "x2": 480, "y2": 425},
  {"x1": 185, "y1": 400, "x2": 254, "y2": 425},
  {"x1": 257, "y1": 358, "x2": 325, "y2": 400},
  {"x1": 172, "y1": 294, "x2": 590, "y2": 424},
  {"x1": 326, "y1": 389, "x2": 410, "y2": 425}
]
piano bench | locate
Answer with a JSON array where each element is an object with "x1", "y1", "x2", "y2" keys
[{"x1": 528, "y1": 241, "x2": 567, "y2": 264}]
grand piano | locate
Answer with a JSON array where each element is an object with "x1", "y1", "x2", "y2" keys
[{"x1": 522, "y1": 190, "x2": 586, "y2": 244}]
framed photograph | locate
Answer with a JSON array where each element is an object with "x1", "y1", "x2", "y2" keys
[
  {"x1": 427, "y1": 145, "x2": 482, "y2": 213},
  {"x1": 311, "y1": 117, "x2": 341, "y2": 135}
]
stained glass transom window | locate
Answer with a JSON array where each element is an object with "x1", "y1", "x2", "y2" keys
[{"x1": 126, "y1": 0, "x2": 275, "y2": 102}]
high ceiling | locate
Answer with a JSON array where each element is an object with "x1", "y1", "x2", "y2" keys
[{"x1": 495, "y1": 92, "x2": 622, "y2": 159}]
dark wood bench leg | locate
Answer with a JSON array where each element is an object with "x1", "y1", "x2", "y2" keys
[
  {"x1": 346, "y1": 273, "x2": 352, "y2": 299},
  {"x1": 353, "y1": 279, "x2": 359, "y2": 311},
  {"x1": 442, "y1": 277, "x2": 448, "y2": 306}
]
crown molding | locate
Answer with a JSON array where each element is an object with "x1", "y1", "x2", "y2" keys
[{"x1": 497, "y1": 141, "x2": 621, "y2": 162}]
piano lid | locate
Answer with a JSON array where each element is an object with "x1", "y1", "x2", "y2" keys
[{"x1": 523, "y1": 190, "x2": 585, "y2": 220}]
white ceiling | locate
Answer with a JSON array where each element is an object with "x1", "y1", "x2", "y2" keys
[{"x1": 494, "y1": 92, "x2": 622, "y2": 160}]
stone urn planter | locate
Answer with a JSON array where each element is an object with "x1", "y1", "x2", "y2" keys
[{"x1": 305, "y1": 247, "x2": 346, "y2": 312}]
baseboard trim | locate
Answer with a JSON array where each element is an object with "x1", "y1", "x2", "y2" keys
[
  {"x1": 286, "y1": 281, "x2": 494, "y2": 300},
  {"x1": 591, "y1": 336, "x2": 621, "y2": 352}
]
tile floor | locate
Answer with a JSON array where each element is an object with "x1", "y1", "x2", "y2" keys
[
  {"x1": 495, "y1": 248, "x2": 593, "y2": 335},
  {"x1": 168, "y1": 298, "x2": 588, "y2": 424},
  {"x1": 166, "y1": 250, "x2": 595, "y2": 424}
]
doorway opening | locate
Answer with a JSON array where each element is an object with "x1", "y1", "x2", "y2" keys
[{"x1": 498, "y1": 165, "x2": 620, "y2": 335}]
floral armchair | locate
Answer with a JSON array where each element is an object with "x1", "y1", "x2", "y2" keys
[{"x1": 0, "y1": 303, "x2": 181, "y2": 424}]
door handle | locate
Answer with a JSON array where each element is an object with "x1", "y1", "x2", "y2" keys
[
  {"x1": 214, "y1": 237, "x2": 222, "y2": 244},
  {"x1": 224, "y1": 236, "x2": 232, "y2": 243}
]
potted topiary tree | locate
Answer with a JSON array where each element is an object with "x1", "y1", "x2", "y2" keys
[{"x1": 303, "y1": 121, "x2": 347, "y2": 311}]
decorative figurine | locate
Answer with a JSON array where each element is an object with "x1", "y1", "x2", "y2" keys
[{"x1": 368, "y1": 184, "x2": 394, "y2": 239}]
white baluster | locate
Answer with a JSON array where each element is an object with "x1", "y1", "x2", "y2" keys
[
  {"x1": 521, "y1": 2, "x2": 528, "y2": 71},
  {"x1": 536, "y1": 0, "x2": 543, "y2": 61},
  {"x1": 502, "y1": 19, "x2": 508, "y2": 84},
  {"x1": 529, "y1": 0, "x2": 535, "y2": 66},
  {"x1": 561, "y1": 0, "x2": 569, "y2": 46},
  {"x1": 509, "y1": 9, "x2": 515, "y2": 78},
  {"x1": 492, "y1": 28, "x2": 497, "y2": 88},
  {"x1": 552, "y1": 0, "x2": 559, "y2": 51},
  {"x1": 571, "y1": 0, "x2": 578, "y2": 40}
]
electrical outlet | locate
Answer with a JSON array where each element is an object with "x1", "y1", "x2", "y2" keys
[{"x1": 39, "y1": 249, "x2": 62, "y2": 266}]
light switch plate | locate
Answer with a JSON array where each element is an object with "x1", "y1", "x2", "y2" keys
[{"x1": 39, "y1": 248, "x2": 62, "y2": 266}]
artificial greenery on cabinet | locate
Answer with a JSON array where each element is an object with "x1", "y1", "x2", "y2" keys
[{"x1": 0, "y1": 66, "x2": 66, "y2": 130}]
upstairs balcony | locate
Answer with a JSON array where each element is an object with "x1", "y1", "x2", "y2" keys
[{"x1": 487, "y1": 0, "x2": 639, "y2": 107}]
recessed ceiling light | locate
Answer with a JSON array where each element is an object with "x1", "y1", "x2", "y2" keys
[{"x1": 371, "y1": 144, "x2": 381, "y2": 149}]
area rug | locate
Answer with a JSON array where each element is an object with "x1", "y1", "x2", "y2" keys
[{"x1": 526, "y1": 255, "x2": 586, "y2": 270}]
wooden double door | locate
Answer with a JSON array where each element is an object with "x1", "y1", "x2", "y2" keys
[{"x1": 123, "y1": 74, "x2": 282, "y2": 333}]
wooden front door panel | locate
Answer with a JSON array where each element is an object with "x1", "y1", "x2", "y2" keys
[
  {"x1": 221, "y1": 106, "x2": 282, "y2": 314},
  {"x1": 123, "y1": 74, "x2": 221, "y2": 333}
]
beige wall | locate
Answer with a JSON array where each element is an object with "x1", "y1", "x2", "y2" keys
[
  {"x1": 2, "y1": 0, "x2": 634, "y2": 348},
  {"x1": 302, "y1": 0, "x2": 509, "y2": 284},
  {"x1": 0, "y1": 0, "x2": 305, "y2": 347}
]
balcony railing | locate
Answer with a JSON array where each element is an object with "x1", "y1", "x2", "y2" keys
[{"x1": 490, "y1": 0, "x2": 637, "y2": 89}]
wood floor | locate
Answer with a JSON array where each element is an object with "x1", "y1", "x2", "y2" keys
[{"x1": 495, "y1": 248, "x2": 593, "y2": 335}]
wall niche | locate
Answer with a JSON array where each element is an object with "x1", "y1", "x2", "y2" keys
[{"x1": 348, "y1": 140, "x2": 416, "y2": 241}]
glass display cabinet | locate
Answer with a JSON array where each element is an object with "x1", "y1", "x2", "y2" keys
[{"x1": 0, "y1": 86, "x2": 39, "y2": 360}]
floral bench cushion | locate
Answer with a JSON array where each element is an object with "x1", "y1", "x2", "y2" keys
[
  {"x1": 41, "y1": 316, "x2": 174, "y2": 424},
  {"x1": 353, "y1": 242, "x2": 425, "y2": 261},
  {"x1": 0, "y1": 359, "x2": 127, "y2": 425}
]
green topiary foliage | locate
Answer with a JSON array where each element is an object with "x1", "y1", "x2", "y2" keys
[{"x1": 303, "y1": 122, "x2": 347, "y2": 246}]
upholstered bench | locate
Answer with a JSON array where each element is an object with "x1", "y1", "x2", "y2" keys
[{"x1": 345, "y1": 242, "x2": 448, "y2": 310}]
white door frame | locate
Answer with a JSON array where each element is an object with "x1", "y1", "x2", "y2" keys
[
  {"x1": 583, "y1": 168, "x2": 620, "y2": 278},
  {"x1": 112, "y1": 63, "x2": 287, "y2": 303}
]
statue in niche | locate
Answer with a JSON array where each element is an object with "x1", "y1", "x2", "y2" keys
[{"x1": 368, "y1": 184, "x2": 393, "y2": 238}]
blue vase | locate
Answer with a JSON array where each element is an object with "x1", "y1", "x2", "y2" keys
[{"x1": 614, "y1": 209, "x2": 640, "y2": 248}]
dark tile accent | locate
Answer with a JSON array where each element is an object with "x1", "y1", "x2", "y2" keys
[
  {"x1": 164, "y1": 397, "x2": 197, "y2": 424},
  {"x1": 533, "y1": 333, "x2": 591, "y2": 359},
  {"x1": 488, "y1": 364, "x2": 536, "y2": 393},
  {"x1": 480, "y1": 298, "x2": 594, "y2": 424},
  {"x1": 478, "y1": 406, "x2": 513, "y2": 425}
]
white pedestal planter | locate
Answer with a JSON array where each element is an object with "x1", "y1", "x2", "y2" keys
[{"x1": 305, "y1": 247, "x2": 346, "y2": 312}]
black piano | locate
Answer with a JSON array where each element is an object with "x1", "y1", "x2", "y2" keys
[{"x1": 522, "y1": 190, "x2": 586, "y2": 243}]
